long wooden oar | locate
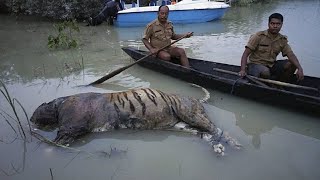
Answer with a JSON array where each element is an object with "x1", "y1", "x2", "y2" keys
[
  {"x1": 212, "y1": 68, "x2": 319, "y2": 92},
  {"x1": 89, "y1": 34, "x2": 190, "y2": 86}
]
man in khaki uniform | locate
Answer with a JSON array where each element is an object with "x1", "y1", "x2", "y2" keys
[
  {"x1": 142, "y1": 5, "x2": 193, "y2": 68},
  {"x1": 239, "y1": 13, "x2": 304, "y2": 82}
]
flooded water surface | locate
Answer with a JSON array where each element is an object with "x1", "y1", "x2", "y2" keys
[{"x1": 1, "y1": 0, "x2": 320, "y2": 179}]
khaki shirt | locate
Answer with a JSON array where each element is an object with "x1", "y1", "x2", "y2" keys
[
  {"x1": 142, "y1": 19, "x2": 175, "y2": 49},
  {"x1": 246, "y1": 30, "x2": 293, "y2": 67}
]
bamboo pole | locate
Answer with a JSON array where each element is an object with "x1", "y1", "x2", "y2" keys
[{"x1": 212, "y1": 68, "x2": 319, "y2": 92}]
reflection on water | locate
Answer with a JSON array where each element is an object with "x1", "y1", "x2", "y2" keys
[
  {"x1": 210, "y1": 90, "x2": 320, "y2": 149},
  {"x1": 1, "y1": 0, "x2": 320, "y2": 180}
]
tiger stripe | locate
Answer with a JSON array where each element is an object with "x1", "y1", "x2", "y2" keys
[
  {"x1": 123, "y1": 92, "x2": 129, "y2": 101},
  {"x1": 156, "y1": 90, "x2": 170, "y2": 108},
  {"x1": 109, "y1": 89, "x2": 181, "y2": 116},
  {"x1": 113, "y1": 102, "x2": 120, "y2": 118},
  {"x1": 119, "y1": 95, "x2": 125, "y2": 108},
  {"x1": 147, "y1": 88, "x2": 157, "y2": 98},
  {"x1": 165, "y1": 92, "x2": 174, "y2": 106},
  {"x1": 114, "y1": 94, "x2": 125, "y2": 108},
  {"x1": 174, "y1": 95, "x2": 182, "y2": 110},
  {"x1": 170, "y1": 96, "x2": 179, "y2": 110},
  {"x1": 132, "y1": 90, "x2": 146, "y2": 115},
  {"x1": 142, "y1": 89, "x2": 157, "y2": 106},
  {"x1": 128, "y1": 99, "x2": 135, "y2": 113},
  {"x1": 109, "y1": 93, "x2": 114, "y2": 102}
]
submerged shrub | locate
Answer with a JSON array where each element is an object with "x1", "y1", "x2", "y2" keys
[{"x1": 48, "y1": 19, "x2": 80, "y2": 49}]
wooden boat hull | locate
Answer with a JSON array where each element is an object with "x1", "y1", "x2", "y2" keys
[{"x1": 122, "y1": 47, "x2": 320, "y2": 113}]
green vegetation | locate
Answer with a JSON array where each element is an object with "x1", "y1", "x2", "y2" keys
[
  {"x1": 48, "y1": 19, "x2": 80, "y2": 49},
  {"x1": 0, "y1": 80, "x2": 31, "y2": 142}
]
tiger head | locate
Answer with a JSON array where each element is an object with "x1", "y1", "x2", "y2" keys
[{"x1": 30, "y1": 97, "x2": 66, "y2": 127}]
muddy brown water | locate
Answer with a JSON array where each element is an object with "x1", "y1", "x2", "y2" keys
[{"x1": 1, "y1": 0, "x2": 320, "y2": 179}]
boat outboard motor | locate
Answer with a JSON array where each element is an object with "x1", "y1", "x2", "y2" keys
[{"x1": 87, "y1": 0, "x2": 123, "y2": 26}]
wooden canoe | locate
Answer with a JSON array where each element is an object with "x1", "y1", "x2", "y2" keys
[{"x1": 122, "y1": 47, "x2": 320, "y2": 113}]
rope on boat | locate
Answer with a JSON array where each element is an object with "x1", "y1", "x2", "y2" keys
[{"x1": 230, "y1": 77, "x2": 243, "y2": 95}]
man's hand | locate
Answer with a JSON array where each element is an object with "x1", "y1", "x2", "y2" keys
[
  {"x1": 186, "y1": 32, "x2": 193, "y2": 38},
  {"x1": 239, "y1": 70, "x2": 246, "y2": 77},
  {"x1": 150, "y1": 48, "x2": 159, "y2": 56},
  {"x1": 296, "y1": 68, "x2": 304, "y2": 81},
  {"x1": 287, "y1": 52, "x2": 304, "y2": 81}
]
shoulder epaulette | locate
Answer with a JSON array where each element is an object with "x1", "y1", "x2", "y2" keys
[
  {"x1": 146, "y1": 19, "x2": 157, "y2": 28},
  {"x1": 281, "y1": 35, "x2": 288, "y2": 39},
  {"x1": 256, "y1": 30, "x2": 267, "y2": 36}
]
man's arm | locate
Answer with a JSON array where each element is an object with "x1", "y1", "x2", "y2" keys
[
  {"x1": 239, "y1": 33, "x2": 260, "y2": 76},
  {"x1": 142, "y1": 24, "x2": 159, "y2": 54},
  {"x1": 287, "y1": 51, "x2": 304, "y2": 80},
  {"x1": 239, "y1": 48, "x2": 252, "y2": 76},
  {"x1": 141, "y1": 38, "x2": 158, "y2": 54}
]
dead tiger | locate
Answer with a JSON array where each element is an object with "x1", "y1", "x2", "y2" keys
[{"x1": 31, "y1": 87, "x2": 241, "y2": 155}]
